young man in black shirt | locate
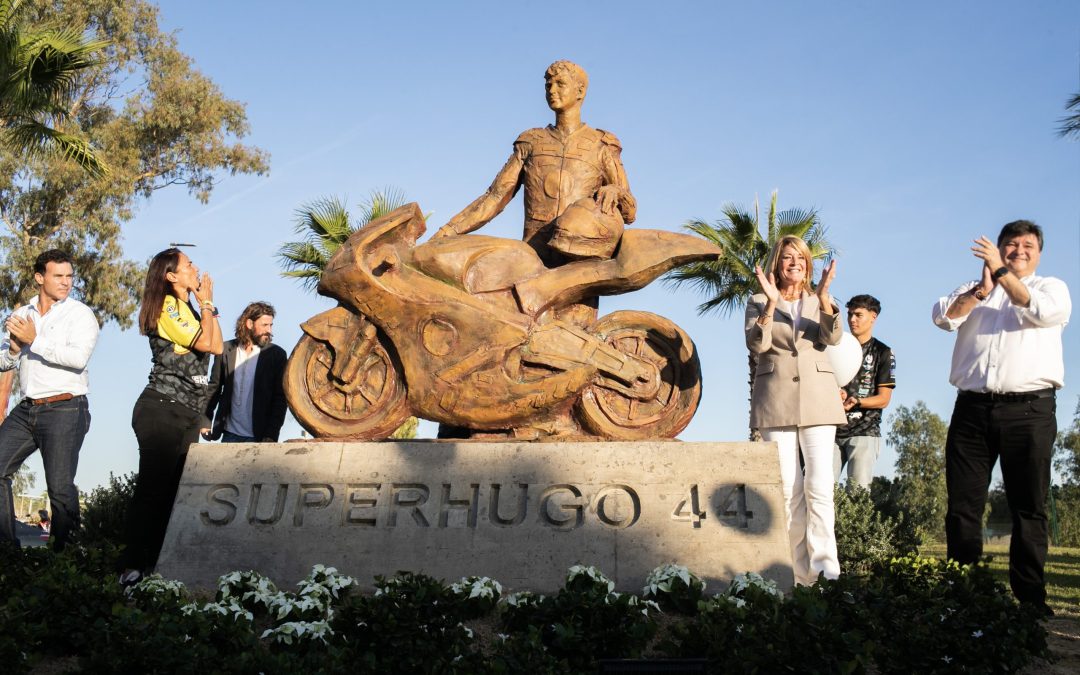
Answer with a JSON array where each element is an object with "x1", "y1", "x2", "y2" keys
[{"x1": 833, "y1": 295, "x2": 896, "y2": 488}]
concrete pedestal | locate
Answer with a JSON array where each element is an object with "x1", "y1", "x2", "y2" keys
[{"x1": 156, "y1": 440, "x2": 793, "y2": 592}]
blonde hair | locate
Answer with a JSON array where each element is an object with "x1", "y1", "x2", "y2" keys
[{"x1": 765, "y1": 235, "x2": 814, "y2": 294}]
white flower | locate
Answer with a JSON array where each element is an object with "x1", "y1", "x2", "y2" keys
[
  {"x1": 972, "y1": 630, "x2": 983, "y2": 638},
  {"x1": 261, "y1": 620, "x2": 334, "y2": 645},
  {"x1": 942, "y1": 656, "x2": 953, "y2": 664},
  {"x1": 566, "y1": 565, "x2": 614, "y2": 593}
]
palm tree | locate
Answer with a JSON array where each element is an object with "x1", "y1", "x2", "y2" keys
[
  {"x1": 0, "y1": 0, "x2": 109, "y2": 175},
  {"x1": 1058, "y1": 92, "x2": 1080, "y2": 140},
  {"x1": 277, "y1": 189, "x2": 407, "y2": 293},
  {"x1": 666, "y1": 190, "x2": 835, "y2": 438}
]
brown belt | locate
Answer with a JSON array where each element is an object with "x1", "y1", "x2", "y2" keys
[{"x1": 27, "y1": 393, "x2": 75, "y2": 406}]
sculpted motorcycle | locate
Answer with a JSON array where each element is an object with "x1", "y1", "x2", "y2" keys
[{"x1": 284, "y1": 203, "x2": 722, "y2": 440}]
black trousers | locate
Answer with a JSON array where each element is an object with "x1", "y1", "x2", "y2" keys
[
  {"x1": 944, "y1": 390, "x2": 1056, "y2": 605},
  {"x1": 120, "y1": 388, "x2": 201, "y2": 572}
]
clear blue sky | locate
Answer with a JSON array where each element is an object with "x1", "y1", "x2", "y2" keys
[{"x1": 20, "y1": 0, "x2": 1080, "y2": 493}]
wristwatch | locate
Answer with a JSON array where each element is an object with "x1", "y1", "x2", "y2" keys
[{"x1": 992, "y1": 265, "x2": 1009, "y2": 281}]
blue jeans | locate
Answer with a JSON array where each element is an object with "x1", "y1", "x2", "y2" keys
[
  {"x1": 833, "y1": 435, "x2": 881, "y2": 488},
  {"x1": 0, "y1": 395, "x2": 91, "y2": 550}
]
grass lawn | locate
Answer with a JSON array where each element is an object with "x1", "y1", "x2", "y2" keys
[{"x1": 922, "y1": 543, "x2": 1080, "y2": 618}]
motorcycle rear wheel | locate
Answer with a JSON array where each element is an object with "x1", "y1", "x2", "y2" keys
[
  {"x1": 284, "y1": 329, "x2": 410, "y2": 439},
  {"x1": 576, "y1": 310, "x2": 701, "y2": 440}
]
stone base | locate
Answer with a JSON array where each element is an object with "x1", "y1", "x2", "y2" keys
[{"x1": 156, "y1": 441, "x2": 793, "y2": 593}]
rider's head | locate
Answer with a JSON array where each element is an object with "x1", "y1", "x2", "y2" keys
[{"x1": 545, "y1": 60, "x2": 588, "y2": 111}]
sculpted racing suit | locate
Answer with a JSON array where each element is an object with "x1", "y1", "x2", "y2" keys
[{"x1": 445, "y1": 124, "x2": 636, "y2": 266}]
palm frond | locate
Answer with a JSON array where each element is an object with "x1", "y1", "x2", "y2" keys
[
  {"x1": 668, "y1": 189, "x2": 836, "y2": 317},
  {"x1": 3, "y1": 120, "x2": 108, "y2": 175},
  {"x1": 280, "y1": 188, "x2": 409, "y2": 293},
  {"x1": 1058, "y1": 92, "x2": 1080, "y2": 140}
]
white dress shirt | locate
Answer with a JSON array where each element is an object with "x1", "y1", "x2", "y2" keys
[
  {"x1": 932, "y1": 274, "x2": 1071, "y2": 393},
  {"x1": 0, "y1": 296, "x2": 100, "y2": 399}
]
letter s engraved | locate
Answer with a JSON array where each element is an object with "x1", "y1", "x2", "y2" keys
[{"x1": 201, "y1": 484, "x2": 239, "y2": 526}]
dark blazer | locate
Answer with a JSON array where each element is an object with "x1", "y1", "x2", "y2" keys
[{"x1": 205, "y1": 339, "x2": 288, "y2": 441}]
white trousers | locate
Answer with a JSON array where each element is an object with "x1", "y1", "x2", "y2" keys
[{"x1": 761, "y1": 425, "x2": 840, "y2": 586}]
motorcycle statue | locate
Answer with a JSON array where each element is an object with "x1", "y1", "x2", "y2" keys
[{"x1": 284, "y1": 203, "x2": 722, "y2": 441}]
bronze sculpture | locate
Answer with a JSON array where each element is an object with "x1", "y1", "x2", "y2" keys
[{"x1": 284, "y1": 62, "x2": 722, "y2": 441}]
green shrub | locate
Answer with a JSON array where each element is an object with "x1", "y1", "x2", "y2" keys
[
  {"x1": 330, "y1": 571, "x2": 480, "y2": 672},
  {"x1": 864, "y1": 556, "x2": 1049, "y2": 674},
  {"x1": 79, "y1": 472, "x2": 136, "y2": 549},
  {"x1": 835, "y1": 484, "x2": 916, "y2": 575},
  {"x1": 499, "y1": 565, "x2": 658, "y2": 671},
  {"x1": 0, "y1": 546, "x2": 1052, "y2": 674},
  {"x1": 641, "y1": 563, "x2": 706, "y2": 614}
]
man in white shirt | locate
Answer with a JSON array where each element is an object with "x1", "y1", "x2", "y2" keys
[
  {"x1": 0, "y1": 250, "x2": 100, "y2": 550},
  {"x1": 203, "y1": 301, "x2": 287, "y2": 443},
  {"x1": 932, "y1": 220, "x2": 1071, "y2": 615}
]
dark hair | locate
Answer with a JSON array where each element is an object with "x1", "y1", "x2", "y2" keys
[
  {"x1": 846, "y1": 294, "x2": 881, "y2": 314},
  {"x1": 138, "y1": 248, "x2": 189, "y2": 336},
  {"x1": 33, "y1": 249, "x2": 73, "y2": 276},
  {"x1": 997, "y1": 220, "x2": 1043, "y2": 250},
  {"x1": 235, "y1": 301, "x2": 275, "y2": 345}
]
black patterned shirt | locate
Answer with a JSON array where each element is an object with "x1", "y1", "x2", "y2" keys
[
  {"x1": 836, "y1": 337, "x2": 895, "y2": 439},
  {"x1": 145, "y1": 295, "x2": 212, "y2": 415}
]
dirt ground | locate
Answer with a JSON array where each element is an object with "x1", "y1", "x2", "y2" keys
[{"x1": 1021, "y1": 615, "x2": 1080, "y2": 674}]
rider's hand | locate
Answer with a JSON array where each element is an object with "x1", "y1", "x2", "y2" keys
[{"x1": 595, "y1": 186, "x2": 622, "y2": 215}]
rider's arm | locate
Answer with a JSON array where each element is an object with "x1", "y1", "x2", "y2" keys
[
  {"x1": 437, "y1": 142, "x2": 528, "y2": 237},
  {"x1": 598, "y1": 132, "x2": 637, "y2": 225}
]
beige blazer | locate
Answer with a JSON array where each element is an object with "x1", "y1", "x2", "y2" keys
[{"x1": 744, "y1": 291, "x2": 847, "y2": 429}]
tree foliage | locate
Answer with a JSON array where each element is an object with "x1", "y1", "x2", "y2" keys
[
  {"x1": 665, "y1": 189, "x2": 833, "y2": 317},
  {"x1": 1058, "y1": 92, "x2": 1080, "y2": 141},
  {"x1": 887, "y1": 401, "x2": 949, "y2": 544},
  {"x1": 0, "y1": 0, "x2": 268, "y2": 326},
  {"x1": 277, "y1": 189, "x2": 406, "y2": 293},
  {"x1": 1054, "y1": 398, "x2": 1080, "y2": 487},
  {"x1": 0, "y1": 0, "x2": 109, "y2": 175}
]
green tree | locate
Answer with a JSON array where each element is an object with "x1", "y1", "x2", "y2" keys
[
  {"x1": 12, "y1": 464, "x2": 34, "y2": 495},
  {"x1": 887, "y1": 401, "x2": 949, "y2": 544},
  {"x1": 278, "y1": 190, "x2": 406, "y2": 292},
  {"x1": 0, "y1": 0, "x2": 269, "y2": 328},
  {"x1": 0, "y1": 0, "x2": 108, "y2": 175},
  {"x1": 665, "y1": 190, "x2": 834, "y2": 436},
  {"x1": 1058, "y1": 92, "x2": 1080, "y2": 140},
  {"x1": 278, "y1": 189, "x2": 417, "y2": 439},
  {"x1": 1052, "y1": 399, "x2": 1080, "y2": 546},
  {"x1": 1054, "y1": 398, "x2": 1080, "y2": 486}
]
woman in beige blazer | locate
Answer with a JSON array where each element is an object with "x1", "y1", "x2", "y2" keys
[{"x1": 745, "y1": 235, "x2": 846, "y2": 586}]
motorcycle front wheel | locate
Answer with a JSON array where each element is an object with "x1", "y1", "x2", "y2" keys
[
  {"x1": 576, "y1": 310, "x2": 702, "y2": 440},
  {"x1": 284, "y1": 329, "x2": 410, "y2": 440}
]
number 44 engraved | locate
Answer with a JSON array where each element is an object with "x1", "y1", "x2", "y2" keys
[{"x1": 671, "y1": 484, "x2": 753, "y2": 529}]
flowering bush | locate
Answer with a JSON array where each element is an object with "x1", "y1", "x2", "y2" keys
[
  {"x1": 0, "y1": 546, "x2": 1051, "y2": 674},
  {"x1": 642, "y1": 563, "x2": 706, "y2": 613},
  {"x1": 450, "y1": 575, "x2": 503, "y2": 618}
]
